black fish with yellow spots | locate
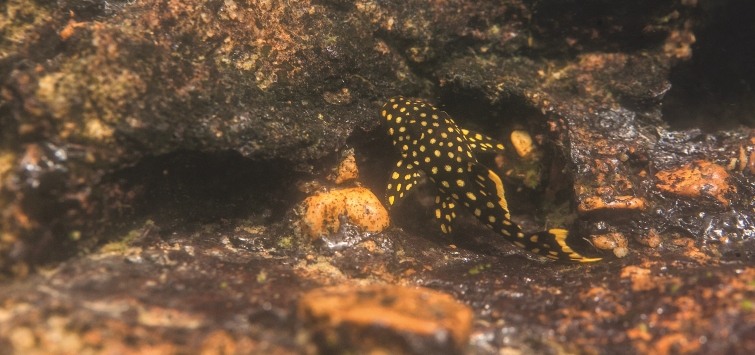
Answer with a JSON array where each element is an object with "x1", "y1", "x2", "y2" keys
[{"x1": 381, "y1": 96, "x2": 601, "y2": 262}]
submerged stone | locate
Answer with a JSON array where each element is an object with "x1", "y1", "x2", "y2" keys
[{"x1": 298, "y1": 284, "x2": 473, "y2": 354}]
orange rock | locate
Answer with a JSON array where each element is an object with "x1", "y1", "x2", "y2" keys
[
  {"x1": 578, "y1": 195, "x2": 647, "y2": 213},
  {"x1": 635, "y1": 229, "x2": 662, "y2": 248},
  {"x1": 334, "y1": 152, "x2": 359, "y2": 184},
  {"x1": 510, "y1": 129, "x2": 536, "y2": 158},
  {"x1": 300, "y1": 187, "x2": 389, "y2": 239},
  {"x1": 298, "y1": 284, "x2": 474, "y2": 353},
  {"x1": 59, "y1": 20, "x2": 88, "y2": 41},
  {"x1": 592, "y1": 232, "x2": 629, "y2": 258},
  {"x1": 655, "y1": 160, "x2": 735, "y2": 206},
  {"x1": 620, "y1": 266, "x2": 655, "y2": 292}
]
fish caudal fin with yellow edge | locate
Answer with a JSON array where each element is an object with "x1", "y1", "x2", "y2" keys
[
  {"x1": 380, "y1": 95, "x2": 602, "y2": 262},
  {"x1": 468, "y1": 164, "x2": 602, "y2": 262},
  {"x1": 527, "y1": 229, "x2": 602, "y2": 262}
]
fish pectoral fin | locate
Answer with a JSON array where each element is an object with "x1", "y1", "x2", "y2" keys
[
  {"x1": 434, "y1": 195, "x2": 458, "y2": 234},
  {"x1": 461, "y1": 128, "x2": 506, "y2": 154},
  {"x1": 385, "y1": 159, "x2": 419, "y2": 208}
]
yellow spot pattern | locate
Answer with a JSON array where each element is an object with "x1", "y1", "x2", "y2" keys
[{"x1": 380, "y1": 96, "x2": 601, "y2": 262}]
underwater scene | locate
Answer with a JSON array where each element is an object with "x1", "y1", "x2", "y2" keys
[{"x1": 0, "y1": 0, "x2": 753, "y2": 353}]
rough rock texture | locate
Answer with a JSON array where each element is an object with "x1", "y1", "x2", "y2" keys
[
  {"x1": 0, "y1": 218, "x2": 752, "y2": 354},
  {"x1": 0, "y1": 0, "x2": 754, "y2": 353},
  {"x1": 1, "y1": 0, "x2": 429, "y2": 273},
  {"x1": 299, "y1": 284, "x2": 474, "y2": 354},
  {"x1": 299, "y1": 186, "x2": 389, "y2": 239}
]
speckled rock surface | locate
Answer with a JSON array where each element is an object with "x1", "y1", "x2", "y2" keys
[
  {"x1": 299, "y1": 186, "x2": 389, "y2": 239},
  {"x1": 1, "y1": 0, "x2": 428, "y2": 273},
  {"x1": 0, "y1": 217, "x2": 752, "y2": 354},
  {"x1": 1, "y1": 0, "x2": 754, "y2": 353},
  {"x1": 299, "y1": 284, "x2": 473, "y2": 354}
]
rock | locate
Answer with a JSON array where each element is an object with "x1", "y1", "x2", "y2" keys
[
  {"x1": 655, "y1": 160, "x2": 735, "y2": 206},
  {"x1": 331, "y1": 150, "x2": 359, "y2": 185},
  {"x1": 300, "y1": 187, "x2": 389, "y2": 239},
  {"x1": 432, "y1": 3, "x2": 754, "y2": 252},
  {"x1": 1, "y1": 0, "x2": 426, "y2": 274},
  {"x1": 578, "y1": 195, "x2": 648, "y2": 213},
  {"x1": 592, "y1": 232, "x2": 630, "y2": 258},
  {"x1": 509, "y1": 130, "x2": 536, "y2": 159},
  {"x1": 635, "y1": 229, "x2": 663, "y2": 248},
  {"x1": 620, "y1": 265, "x2": 655, "y2": 292},
  {"x1": 298, "y1": 284, "x2": 473, "y2": 354}
]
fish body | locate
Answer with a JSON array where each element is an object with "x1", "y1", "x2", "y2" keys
[{"x1": 381, "y1": 96, "x2": 601, "y2": 262}]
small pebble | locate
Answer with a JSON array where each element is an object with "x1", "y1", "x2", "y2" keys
[
  {"x1": 591, "y1": 232, "x2": 629, "y2": 258},
  {"x1": 510, "y1": 130, "x2": 536, "y2": 159}
]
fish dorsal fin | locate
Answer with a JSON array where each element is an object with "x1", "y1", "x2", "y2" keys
[{"x1": 461, "y1": 128, "x2": 505, "y2": 154}]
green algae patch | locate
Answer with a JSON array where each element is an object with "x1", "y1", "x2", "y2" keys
[
  {"x1": 468, "y1": 263, "x2": 491, "y2": 276},
  {"x1": 100, "y1": 220, "x2": 155, "y2": 254}
]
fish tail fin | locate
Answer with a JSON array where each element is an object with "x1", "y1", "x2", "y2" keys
[
  {"x1": 471, "y1": 164, "x2": 601, "y2": 262},
  {"x1": 525, "y1": 228, "x2": 602, "y2": 262}
]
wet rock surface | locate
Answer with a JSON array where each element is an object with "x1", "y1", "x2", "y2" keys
[
  {"x1": 299, "y1": 284, "x2": 473, "y2": 354},
  {"x1": 1, "y1": 0, "x2": 754, "y2": 353},
  {"x1": 0, "y1": 219, "x2": 752, "y2": 354},
  {"x1": 0, "y1": 0, "x2": 426, "y2": 272},
  {"x1": 299, "y1": 186, "x2": 389, "y2": 239}
]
